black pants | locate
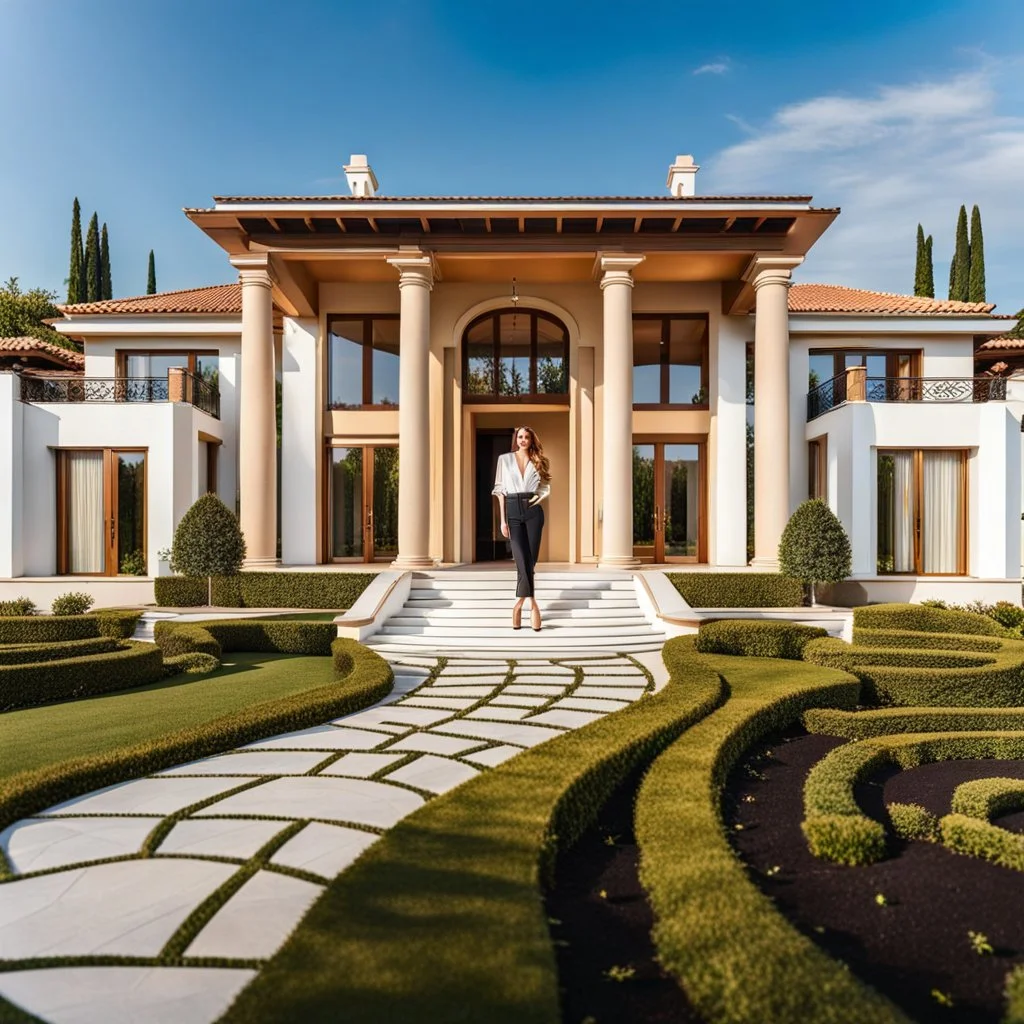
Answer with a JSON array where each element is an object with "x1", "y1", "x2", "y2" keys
[{"x1": 505, "y1": 493, "x2": 545, "y2": 598}]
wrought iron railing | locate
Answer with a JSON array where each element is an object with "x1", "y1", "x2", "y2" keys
[
  {"x1": 807, "y1": 373, "x2": 1006, "y2": 420},
  {"x1": 18, "y1": 372, "x2": 220, "y2": 419}
]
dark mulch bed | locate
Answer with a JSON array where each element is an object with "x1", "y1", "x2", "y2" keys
[
  {"x1": 725, "y1": 726, "x2": 1024, "y2": 1024},
  {"x1": 545, "y1": 768, "x2": 703, "y2": 1024}
]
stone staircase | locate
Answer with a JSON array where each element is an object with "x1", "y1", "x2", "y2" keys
[{"x1": 363, "y1": 570, "x2": 666, "y2": 657}]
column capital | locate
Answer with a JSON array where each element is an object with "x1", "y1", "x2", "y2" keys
[
  {"x1": 230, "y1": 253, "x2": 274, "y2": 289},
  {"x1": 387, "y1": 254, "x2": 435, "y2": 291},
  {"x1": 742, "y1": 255, "x2": 803, "y2": 291},
  {"x1": 596, "y1": 253, "x2": 645, "y2": 290}
]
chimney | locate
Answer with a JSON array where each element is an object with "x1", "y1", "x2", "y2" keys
[
  {"x1": 666, "y1": 155, "x2": 699, "y2": 197},
  {"x1": 344, "y1": 154, "x2": 379, "y2": 197}
]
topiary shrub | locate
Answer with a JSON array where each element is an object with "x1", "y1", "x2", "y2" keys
[
  {"x1": 153, "y1": 623, "x2": 222, "y2": 660},
  {"x1": 0, "y1": 597, "x2": 36, "y2": 617},
  {"x1": 989, "y1": 601, "x2": 1024, "y2": 631},
  {"x1": 666, "y1": 572, "x2": 803, "y2": 608},
  {"x1": 888, "y1": 802, "x2": 939, "y2": 842},
  {"x1": 95, "y1": 610, "x2": 143, "y2": 639},
  {"x1": 778, "y1": 498, "x2": 852, "y2": 605},
  {"x1": 51, "y1": 592, "x2": 94, "y2": 616},
  {"x1": 854, "y1": 603, "x2": 1007, "y2": 637},
  {"x1": 696, "y1": 619, "x2": 827, "y2": 660},
  {"x1": 170, "y1": 493, "x2": 246, "y2": 606},
  {"x1": 163, "y1": 651, "x2": 221, "y2": 676}
]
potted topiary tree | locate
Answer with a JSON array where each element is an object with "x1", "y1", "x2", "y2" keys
[
  {"x1": 170, "y1": 494, "x2": 246, "y2": 607},
  {"x1": 779, "y1": 498, "x2": 852, "y2": 606}
]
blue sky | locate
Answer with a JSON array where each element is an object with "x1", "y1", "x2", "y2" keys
[{"x1": 2, "y1": 0, "x2": 1022, "y2": 313}]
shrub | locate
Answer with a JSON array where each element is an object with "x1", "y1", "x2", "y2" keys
[
  {"x1": 940, "y1": 814, "x2": 1024, "y2": 873},
  {"x1": 0, "y1": 616, "x2": 99, "y2": 644},
  {"x1": 888, "y1": 802, "x2": 939, "y2": 842},
  {"x1": 0, "y1": 642, "x2": 165, "y2": 712},
  {"x1": 153, "y1": 623, "x2": 222, "y2": 660},
  {"x1": 0, "y1": 638, "x2": 392, "y2": 833},
  {"x1": 853, "y1": 627, "x2": 1003, "y2": 652},
  {"x1": 803, "y1": 706, "x2": 1024, "y2": 739},
  {"x1": 778, "y1": 498, "x2": 852, "y2": 605},
  {"x1": 1005, "y1": 964, "x2": 1024, "y2": 1024},
  {"x1": 163, "y1": 651, "x2": 221, "y2": 676},
  {"x1": 665, "y1": 572, "x2": 803, "y2": 609},
  {"x1": 989, "y1": 601, "x2": 1024, "y2": 631},
  {"x1": 171, "y1": 493, "x2": 246, "y2": 604},
  {"x1": 95, "y1": 610, "x2": 143, "y2": 639},
  {"x1": 803, "y1": 638, "x2": 995, "y2": 671},
  {"x1": 696, "y1": 619, "x2": 827, "y2": 660},
  {"x1": 154, "y1": 571, "x2": 375, "y2": 609},
  {"x1": 853, "y1": 603, "x2": 1007, "y2": 637},
  {"x1": 950, "y1": 778, "x2": 1024, "y2": 821},
  {"x1": 51, "y1": 592, "x2": 94, "y2": 616},
  {"x1": 0, "y1": 637, "x2": 119, "y2": 665},
  {"x1": 0, "y1": 597, "x2": 36, "y2": 617},
  {"x1": 153, "y1": 576, "x2": 209, "y2": 607},
  {"x1": 118, "y1": 549, "x2": 148, "y2": 576},
  {"x1": 154, "y1": 619, "x2": 335, "y2": 657}
]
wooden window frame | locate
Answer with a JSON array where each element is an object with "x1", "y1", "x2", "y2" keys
[
  {"x1": 460, "y1": 307, "x2": 570, "y2": 405},
  {"x1": 116, "y1": 350, "x2": 217, "y2": 377},
  {"x1": 323, "y1": 442, "x2": 400, "y2": 563},
  {"x1": 325, "y1": 314, "x2": 401, "y2": 410},
  {"x1": 809, "y1": 349, "x2": 922, "y2": 381},
  {"x1": 56, "y1": 447, "x2": 148, "y2": 576},
  {"x1": 632, "y1": 313, "x2": 709, "y2": 409},
  {"x1": 876, "y1": 447, "x2": 968, "y2": 577},
  {"x1": 808, "y1": 437, "x2": 827, "y2": 500}
]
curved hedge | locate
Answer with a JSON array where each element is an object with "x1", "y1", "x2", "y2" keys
[
  {"x1": 696, "y1": 619, "x2": 827, "y2": 659},
  {"x1": 0, "y1": 636, "x2": 119, "y2": 665},
  {"x1": 154, "y1": 619, "x2": 336, "y2": 657},
  {"x1": 950, "y1": 777, "x2": 1024, "y2": 821},
  {"x1": 95, "y1": 610, "x2": 143, "y2": 639},
  {"x1": 0, "y1": 642, "x2": 165, "y2": 712},
  {"x1": 853, "y1": 627, "x2": 1004, "y2": 652},
  {"x1": 0, "y1": 638, "x2": 392, "y2": 834},
  {"x1": 803, "y1": 706, "x2": 1024, "y2": 739},
  {"x1": 0, "y1": 615, "x2": 99, "y2": 644},
  {"x1": 940, "y1": 813, "x2": 1024, "y2": 873},
  {"x1": 803, "y1": 639, "x2": 995, "y2": 670},
  {"x1": 219, "y1": 642, "x2": 726, "y2": 1024},
  {"x1": 803, "y1": 732, "x2": 1024, "y2": 865},
  {"x1": 853, "y1": 603, "x2": 1008, "y2": 637},
  {"x1": 632, "y1": 648, "x2": 906, "y2": 1024}
]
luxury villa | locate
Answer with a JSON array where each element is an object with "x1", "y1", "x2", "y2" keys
[{"x1": 0, "y1": 154, "x2": 1020, "y2": 606}]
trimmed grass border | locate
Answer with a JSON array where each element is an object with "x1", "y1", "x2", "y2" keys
[
  {"x1": 803, "y1": 706, "x2": 1024, "y2": 739},
  {"x1": 633, "y1": 643, "x2": 910, "y2": 1024},
  {"x1": 218, "y1": 645, "x2": 725, "y2": 1024}
]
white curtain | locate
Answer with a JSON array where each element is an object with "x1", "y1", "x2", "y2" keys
[
  {"x1": 923, "y1": 452, "x2": 962, "y2": 573},
  {"x1": 67, "y1": 452, "x2": 104, "y2": 573},
  {"x1": 892, "y1": 451, "x2": 915, "y2": 573}
]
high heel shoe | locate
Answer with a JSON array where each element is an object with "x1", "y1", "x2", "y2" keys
[
  {"x1": 531, "y1": 604, "x2": 542, "y2": 632},
  {"x1": 512, "y1": 603, "x2": 522, "y2": 630}
]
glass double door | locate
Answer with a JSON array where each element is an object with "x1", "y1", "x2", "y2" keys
[
  {"x1": 329, "y1": 446, "x2": 398, "y2": 562},
  {"x1": 632, "y1": 442, "x2": 704, "y2": 563}
]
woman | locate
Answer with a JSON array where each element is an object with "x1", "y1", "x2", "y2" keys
[{"x1": 492, "y1": 425, "x2": 551, "y2": 631}]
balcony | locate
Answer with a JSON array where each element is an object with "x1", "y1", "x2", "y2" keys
[
  {"x1": 18, "y1": 369, "x2": 220, "y2": 419},
  {"x1": 807, "y1": 367, "x2": 1006, "y2": 421}
]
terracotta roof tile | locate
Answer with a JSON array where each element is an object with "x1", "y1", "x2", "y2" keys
[
  {"x1": 789, "y1": 283, "x2": 995, "y2": 315},
  {"x1": 978, "y1": 335, "x2": 1024, "y2": 351},
  {"x1": 203, "y1": 194, "x2": 818, "y2": 206},
  {"x1": 0, "y1": 336, "x2": 84, "y2": 367},
  {"x1": 60, "y1": 283, "x2": 241, "y2": 316}
]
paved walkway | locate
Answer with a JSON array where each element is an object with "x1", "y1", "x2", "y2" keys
[{"x1": 0, "y1": 646, "x2": 665, "y2": 1024}]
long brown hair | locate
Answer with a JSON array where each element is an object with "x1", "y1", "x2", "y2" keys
[{"x1": 510, "y1": 425, "x2": 551, "y2": 483}]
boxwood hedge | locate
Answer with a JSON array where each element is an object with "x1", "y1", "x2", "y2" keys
[
  {"x1": 154, "y1": 571, "x2": 377, "y2": 609},
  {"x1": 803, "y1": 705, "x2": 1024, "y2": 739},
  {"x1": 940, "y1": 813, "x2": 1024, "y2": 873},
  {"x1": 853, "y1": 603, "x2": 1008, "y2": 636},
  {"x1": 696, "y1": 620, "x2": 828, "y2": 659},
  {"x1": 0, "y1": 638, "x2": 392, "y2": 833},
  {"x1": 853, "y1": 627, "x2": 1004, "y2": 652},
  {"x1": 666, "y1": 572, "x2": 804, "y2": 608},
  {"x1": 95, "y1": 610, "x2": 143, "y2": 639},
  {"x1": 154, "y1": 619, "x2": 336, "y2": 657},
  {"x1": 950, "y1": 777, "x2": 1024, "y2": 821},
  {"x1": 0, "y1": 637, "x2": 120, "y2": 665},
  {"x1": 0, "y1": 642, "x2": 165, "y2": 712},
  {"x1": 162, "y1": 651, "x2": 222, "y2": 676},
  {"x1": 0, "y1": 615, "x2": 100, "y2": 644}
]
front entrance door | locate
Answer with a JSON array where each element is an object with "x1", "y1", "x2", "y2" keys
[
  {"x1": 632, "y1": 442, "x2": 704, "y2": 563},
  {"x1": 474, "y1": 430, "x2": 514, "y2": 562},
  {"x1": 328, "y1": 446, "x2": 398, "y2": 562}
]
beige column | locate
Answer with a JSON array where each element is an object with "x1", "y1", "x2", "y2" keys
[
  {"x1": 388, "y1": 254, "x2": 435, "y2": 569},
  {"x1": 231, "y1": 255, "x2": 278, "y2": 567},
  {"x1": 748, "y1": 256, "x2": 801, "y2": 570},
  {"x1": 597, "y1": 253, "x2": 645, "y2": 569}
]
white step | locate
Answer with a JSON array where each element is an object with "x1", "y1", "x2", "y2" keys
[
  {"x1": 366, "y1": 638, "x2": 666, "y2": 656},
  {"x1": 410, "y1": 571, "x2": 634, "y2": 582},
  {"x1": 404, "y1": 597, "x2": 640, "y2": 610},
  {"x1": 406, "y1": 589, "x2": 637, "y2": 602},
  {"x1": 410, "y1": 578, "x2": 636, "y2": 591},
  {"x1": 391, "y1": 607, "x2": 647, "y2": 621},
  {"x1": 377, "y1": 622, "x2": 655, "y2": 637}
]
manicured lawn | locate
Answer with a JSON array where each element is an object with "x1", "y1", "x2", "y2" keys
[{"x1": 0, "y1": 653, "x2": 335, "y2": 780}]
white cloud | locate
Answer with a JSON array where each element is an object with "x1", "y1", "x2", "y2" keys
[
  {"x1": 694, "y1": 61, "x2": 730, "y2": 76},
  {"x1": 705, "y1": 67, "x2": 1024, "y2": 311}
]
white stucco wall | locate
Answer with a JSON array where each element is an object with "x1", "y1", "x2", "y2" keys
[
  {"x1": 0, "y1": 374, "x2": 24, "y2": 577},
  {"x1": 281, "y1": 317, "x2": 319, "y2": 564}
]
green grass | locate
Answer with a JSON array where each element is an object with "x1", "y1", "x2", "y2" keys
[{"x1": 0, "y1": 653, "x2": 335, "y2": 781}]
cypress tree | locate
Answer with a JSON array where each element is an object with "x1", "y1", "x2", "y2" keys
[
  {"x1": 67, "y1": 198, "x2": 84, "y2": 304},
  {"x1": 968, "y1": 204, "x2": 986, "y2": 303},
  {"x1": 147, "y1": 250, "x2": 156, "y2": 294},
  {"x1": 84, "y1": 213, "x2": 101, "y2": 302},
  {"x1": 100, "y1": 223, "x2": 112, "y2": 300},
  {"x1": 923, "y1": 235, "x2": 934, "y2": 298},
  {"x1": 913, "y1": 224, "x2": 928, "y2": 296},
  {"x1": 950, "y1": 204, "x2": 970, "y2": 302}
]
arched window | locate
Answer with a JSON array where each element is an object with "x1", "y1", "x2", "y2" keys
[{"x1": 462, "y1": 308, "x2": 569, "y2": 402}]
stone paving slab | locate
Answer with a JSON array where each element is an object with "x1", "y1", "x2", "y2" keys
[
  {"x1": 552, "y1": 696, "x2": 630, "y2": 712},
  {"x1": 461, "y1": 745, "x2": 522, "y2": 768},
  {"x1": 317, "y1": 752, "x2": 407, "y2": 778},
  {"x1": 242, "y1": 725, "x2": 392, "y2": 751},
  {"x1": 528, "y1": 709, "x2": 606, "y2": 729},
  {"x1": 489, "y1": 694, "x2": 548, "y2": 707},
  {"x1": 384, "y1": 755, "x2": 480, "y2": 795},
  {"x1": 0, "y1": 860, "x2": 235, "y2": 959},
  {"x1": 387, "y1": 733, "x2": 485, "y2": 756},
  {"x1": 413, "y1": 685, "x2": 499, "y2": 698},
  {"x1": 39, "y1": 777, "x2": 258, "y2": 818},
  {"x1": 344, "y1": 706, "x2": 456, "y2": 729},
  {"x1": 185, "y1": 870, "x2": 323, "y2": 960},
  {"x1": 464, "y1": 705, "x2": 532, "y2": 722},
  {"x1": 270, "y1": 822, "x2": 379, "y2": 878},
  {"x1": 157, "y1": 750, "x2": 327, "y2": 776},
  {"x1": 0, "y1": 966, "x2": 256, "y2": 1024},
  {"x1": 431, "y1": 674, "x2": 507, "y2": 686},
  {"x1": 504, "y1": 684, "x2": 569, "y2": 696},
  {"x1": 399, "y1": 695, "x2": 478, "y2": 710},
  {"x1": 157, "y1": 819, "x2": 285, "y2": 860},
  {"x1": 1, "y1": 818, "x2": 156, "y2": 875},
  {"x1": 573, "y1": 685, "x2": 647, "y2": 700},
  {"x1": 194, "y1": 776, "x2": 424, "y2": 829},
  {"x1": 432, "y1": 719, "x2": 565, "y2": 748}
]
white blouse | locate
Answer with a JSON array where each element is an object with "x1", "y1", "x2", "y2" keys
[{"x1": 492, "y1": 451, "x2": 551, "y2": 504}]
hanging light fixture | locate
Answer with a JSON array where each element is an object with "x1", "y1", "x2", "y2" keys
[{"x1": 510, "y1": 276, "x2": 519, "y2": 306}]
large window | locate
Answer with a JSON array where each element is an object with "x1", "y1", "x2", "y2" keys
[
  {"x1": 57, "y1": 449, "x2": 146, "y2": 576},
  {"x1": 809, "y1": 349, "x2": 919, "y2": 390},
  {"x1": 877, "y1": 449, "x2": 966, "y2": 575},
  {"x1": 462, "y1": 308, "x2": 569, "y2": 401},
  {"x1": 327, "y1": 445, "x2": 398, "y2": 562},
  {"x1": 327, "y1": 315, "x2": 400, "y2": 409},
  {"x1": 808, "y1": 438, "x2": 827, "y2": 500},
  {"x1": 633, "y1": 314, "x2": 708, "y2": 406}
]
